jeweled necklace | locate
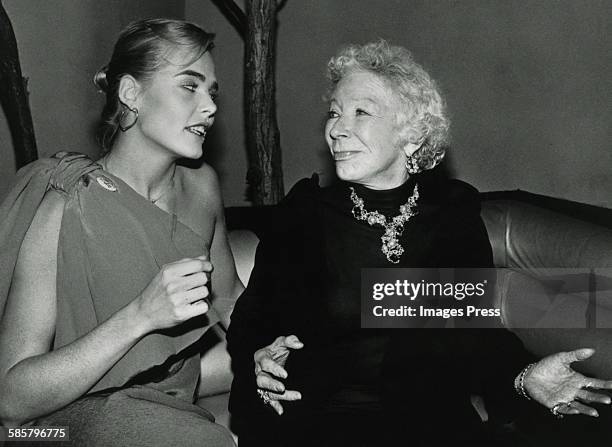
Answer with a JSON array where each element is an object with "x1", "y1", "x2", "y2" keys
[{"x1": 349, "y1": 184, "x2": 419, "y2": 264}]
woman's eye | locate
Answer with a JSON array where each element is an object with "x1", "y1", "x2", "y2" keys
[
  {"x1": 210, "y1": 91, "x2": 218, "y2": 101},
  {"x1": 182, "y1": 83, "x2": 198, "y2": 92},
  {"x1": 356, "y1": 108, "x2": 370, "y2": 116},
  {"x1": 327, "y1": 110, "x2": 339, "y2": 119}
]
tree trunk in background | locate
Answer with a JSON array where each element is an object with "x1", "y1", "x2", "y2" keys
[
  {"x1": 0, "y1": 1, "x2": 38, "y2": 168},
  {"x1": 244, "y1": 0, "x2": 284, "y2": 205}
]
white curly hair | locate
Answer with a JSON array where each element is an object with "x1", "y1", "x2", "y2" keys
[{"x1": 327, "y1": 39, "x2": 450, "y2": 171}]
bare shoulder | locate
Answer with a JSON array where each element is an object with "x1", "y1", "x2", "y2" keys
[
  {"x1": 176, "y1": 163, "x2": 223, "y2": 206},
  {"x1": 173, "y1": 164, "x2": 224, "y2": 241}
]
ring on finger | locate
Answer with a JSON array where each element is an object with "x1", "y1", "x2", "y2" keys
[
  {"x1": 551, "y1": 402, "x2": 570, "y2": 419},
  {"x1": 257, "y1": 389, "x2": 271, "y2": 405}
]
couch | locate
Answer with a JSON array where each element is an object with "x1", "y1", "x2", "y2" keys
[
  {"x1": 198, "y1": 196, "x2": 612, "y2": 443},
  {"x1": 482, "y1": 199, "x2": 612, "y2": 375}
]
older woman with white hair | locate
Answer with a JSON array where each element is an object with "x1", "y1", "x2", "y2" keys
[{"x1": 227, "y1": 40, "x2": 612, "y2": 446}]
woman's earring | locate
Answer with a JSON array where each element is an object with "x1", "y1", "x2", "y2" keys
[
  {"x1": 118, "y1": 103, "x2": 139, "y2": 132},
  {"x1": 405, "y1": 154, "x2": 420, "y2": 174}
]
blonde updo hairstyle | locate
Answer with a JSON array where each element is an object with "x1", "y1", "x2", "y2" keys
[
  {"x1": 326, "y1": 40, "x2": 450, "y2": 171},
  {"x1": 93, "y1": 18, "x2": 215, "y2": 152}
]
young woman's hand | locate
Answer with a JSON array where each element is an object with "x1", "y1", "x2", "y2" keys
[{"x1": 135, "y1": 256, "x2": 213, "y2": 333}]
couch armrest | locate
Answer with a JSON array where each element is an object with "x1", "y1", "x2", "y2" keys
[
  {"x1": 196, "y1": 230, "x2": 259, "y2": 440},
  {"x1": 229, "y1": 230, "x2": 260, "y2": 286},
  {"x1": 481, "y1": 200, "x2": 612, "y2": 270}
]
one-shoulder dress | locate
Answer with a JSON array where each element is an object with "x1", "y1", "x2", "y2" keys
[{"x1": 0, "y1": 152, "x2": 234, "y2": 446}]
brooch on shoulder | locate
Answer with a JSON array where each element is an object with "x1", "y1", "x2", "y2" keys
[{"x1": 96, "y1": 175, "x2": 117, "y2": 192}]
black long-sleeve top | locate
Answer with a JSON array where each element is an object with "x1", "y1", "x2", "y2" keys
[{"x1": 227, "y1": 173, "x2": 532, "y2": 444}]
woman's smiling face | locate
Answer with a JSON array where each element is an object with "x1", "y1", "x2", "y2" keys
[{"x1": 325, "y1": 70, "x2": 409, "y2": 190}]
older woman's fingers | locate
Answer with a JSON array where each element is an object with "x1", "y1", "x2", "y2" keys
[
  {"x1": 561, "y1": 348, "x2": 595, "y2": 364},
  {"x1": 567, "y1": 400, "x2": 599, "y2": 417},
  {"x1": 268, "y1": 390, "x2": 302, "y2": 402},
  {"x1": 269, "y1": 400, "x2": 284, "y2": 415},
  {"x1": 282, "y1": 335, "x2": 304, "y2": 349},
  {"x1": 583, "y1": 378, "x2": 612, "y2": 390},
  {"x1": 576, "y1": 389, "x2": 612, "y2": 405},
  {"x1": 576, "y1": 390, "x2": 612, "y2": 405},
  {"x1": 259, "y1": 356, "x2": 288, "y2": 379},
  {"x1": 256, "y1": 372, "x2": 286, "y2": 394},
  {"x1": 254, "y1": 349, "x2": 287, "y2": 377},
  {"x1": 271, "y1": 334, "x2": 303, "y2": 349}
]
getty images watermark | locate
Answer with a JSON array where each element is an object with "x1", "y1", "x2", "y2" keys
[{"x1": 361, "y1": 268, "x2": 612, "y2": 329}]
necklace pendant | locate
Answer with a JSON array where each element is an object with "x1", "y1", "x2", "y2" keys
[
  {"x1": 382, "y1": 231, "x2": 404, "y2": 263},
  {"x1": 382, "y1": 238, "x2": 403, "y2": 264},
  {"x1": 387, "y1": 252, "x2": 401, "y2": 264},
  {"x1": 349, "y1": 184, "x2": 419, "y2": 264}
]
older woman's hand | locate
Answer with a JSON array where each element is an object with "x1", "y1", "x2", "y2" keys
[
  {"x1": 254, "y1": 335, "x2": 303, "y2": 415},
  {"x1": 524, "y1": 348, "x2": 612, "y2": 417}
]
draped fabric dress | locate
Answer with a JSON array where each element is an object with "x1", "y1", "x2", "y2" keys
[
  {"x1": 227, "y1": 172, "x2": 533, "y2": 447},
  {"x1": 0, "y1": 152, "x2": 235, "y2": 446}
]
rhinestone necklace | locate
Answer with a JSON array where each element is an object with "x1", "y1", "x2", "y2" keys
[{"x1": 349, "y1": 184, "x2": 419, "y2": 264}]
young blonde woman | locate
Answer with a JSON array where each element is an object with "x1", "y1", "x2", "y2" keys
[{"x1": 0, "y1": 19, "x2": 241, "y2": 446}]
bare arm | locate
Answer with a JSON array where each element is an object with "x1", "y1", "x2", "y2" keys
[
  {"x1": 0, "y1": 191, "x2": 212, "y2": 426},
  {"x1": 205, "y1": 166, "x2": 245, "y2": 329},
  {"x1": 188, "y1": 166, "x2": 244, "y2": 396}
]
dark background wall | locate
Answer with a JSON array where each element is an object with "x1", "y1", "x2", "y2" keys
[
  {"x1": 189, "y1": 0, "x2": 612, "y2": 207},
  {"x1": 2, "y1": 1, "x2": 611, "y2": 208},
  {"x1": 0, "y1": 0, "x2": 185, "y2": 199}
]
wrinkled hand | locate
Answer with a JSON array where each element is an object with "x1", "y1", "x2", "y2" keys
[
  {"x1": 136, "y1": 256, "x2": 213, "y2": 332},
  {"x1": 254, "y1": 335, "x2": 304, "y2": 415},
  {"x1": 525, "y1": 348, "x2": 612, "y2": 417}
]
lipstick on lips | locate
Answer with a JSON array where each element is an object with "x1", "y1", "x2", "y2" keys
[
  {"x1": 333, "y1": 151, "x2": 358, "y2": 161},
  {"x1": 185, "y1": 124, "x2": 208, "y2": 137}
]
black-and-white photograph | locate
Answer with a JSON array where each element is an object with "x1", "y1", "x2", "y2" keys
[{"x1": 1, "y1": 1, "x2": 611, "y2": 445}]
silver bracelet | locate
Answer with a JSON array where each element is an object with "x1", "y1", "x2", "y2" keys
[{"x1": 514, "y1": 363, "x2": 535, "y2": 400}]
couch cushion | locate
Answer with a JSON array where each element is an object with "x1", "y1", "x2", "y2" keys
[
  {"x1": 497, "y1": 269, "x2": 612, "y2": 328},
  {"x1": 228, "y1": 230, "x2": 259, "y2": 286},
  {"x1": 481, "y1": 200, "x2": 612, "y2": 270}
]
